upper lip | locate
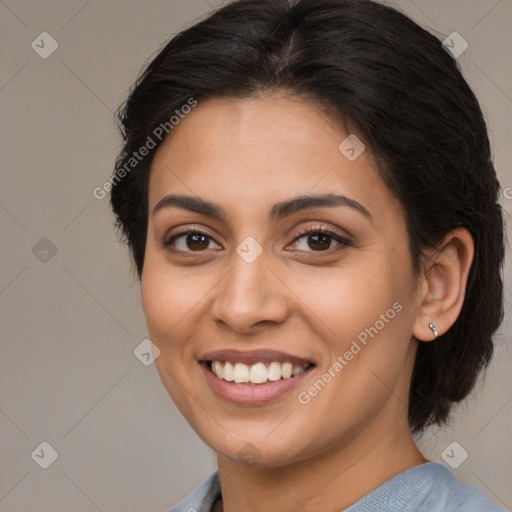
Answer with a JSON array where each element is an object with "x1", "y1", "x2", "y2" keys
[{"x1": 199, "y1": 349, "x2": 315, "y2": 367}]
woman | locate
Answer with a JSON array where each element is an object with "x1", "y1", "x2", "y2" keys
[{"x1": 110, "y1": 0, "x2": 506, "y2": 510}]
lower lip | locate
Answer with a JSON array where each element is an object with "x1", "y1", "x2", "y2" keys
[{"x1": 200, "y1": 363, "x2": 315, "y2": 405}]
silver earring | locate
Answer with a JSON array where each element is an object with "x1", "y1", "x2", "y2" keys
[{"x1": 428, "y1": 322, "x2": 438, "y2": 340}]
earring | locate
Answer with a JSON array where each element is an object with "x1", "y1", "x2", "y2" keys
[{"x1": 428, "y1": 322, "x2": 438, "y2": 340}]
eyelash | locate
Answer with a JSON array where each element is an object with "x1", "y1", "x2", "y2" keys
[{"x1": 162, "y1": 225, "x2": 350, "y2": 254}]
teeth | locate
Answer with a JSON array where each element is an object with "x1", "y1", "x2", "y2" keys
[
  {"x1": 210, "y1": 361, "x2": 310, "y2": 384},
  {"x1": 233, "y1": 362, "x2": 249, "y2": 383},
  {"x1": 268, "y1": 362, "x2": 282, "y2": 381},
  {"x1": 282, "y1": 362, "x2": 293, "y2": 379},
  {"x1": 249, "y1": 362, "x2": 268, "y2": 384},
  {"x1": 292, "y1": 364, "x2": 305, "y2": 376},
  {"x1": 213, "y1": 361, "x2": 223, "y2": 379},
  {"x1": 223, "y1": 361, "x2": 234, "y2": 381}
]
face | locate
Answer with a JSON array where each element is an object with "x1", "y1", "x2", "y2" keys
[{"x1": 141, "y1": 93, "x2": 422, "y2": 468}]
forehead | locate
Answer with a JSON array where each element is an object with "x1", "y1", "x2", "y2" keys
[{"x1": 147, "y1": 94, "x2": 397, "y2": 223}]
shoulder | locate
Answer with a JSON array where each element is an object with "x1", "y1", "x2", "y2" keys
[
  {"x1": 419, "y1": 463, "x2": 506, "y2": 512},
  {"x1": 164, "y1": 471, "x2": 221, "y2": 512},
  {"x1": 165, "y1": 464, "x2": 506, "y2": 512},
  {"x1": 345, "y1": 462, "x2": 506, "y2": 512}
]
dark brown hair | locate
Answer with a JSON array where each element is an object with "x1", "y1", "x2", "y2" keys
[{"x1": 110, "y1": 0, "x2": 505, "y2": 432}]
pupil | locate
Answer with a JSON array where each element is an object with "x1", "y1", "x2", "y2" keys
[
  {"x1": 309, "y1": 234, "x2": 330, "y2": 250},
  {"x1": 187, "y1": 234, "x2": 208, "y2": 250}
]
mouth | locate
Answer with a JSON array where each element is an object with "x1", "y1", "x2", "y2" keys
[
  {"x1": 197, "y1": 349, "x2": 316, "y2": 404},
  {"x1": 201, "y1": 359, "x2": 315, "y2": 385}
]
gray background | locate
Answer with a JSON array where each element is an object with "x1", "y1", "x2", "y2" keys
[{"x1": 0, "y1": 1, "x2": 511, "y2": 511}]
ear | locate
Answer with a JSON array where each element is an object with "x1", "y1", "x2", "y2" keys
[{"x1": 412, "y1": 228, "x2": 474, "y2": 342}]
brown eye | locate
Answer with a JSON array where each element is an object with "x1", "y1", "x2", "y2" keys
[
  {"x1": 184, "y1": 233, "x2": 210, "y2": 251},
  {"x1": 164, "y1": 229, "x2": 220, "y2": 252},
  {"x1": 306, "y1": 233, "x2": 332, "y2": 251},
  {"x1": 290, "y1": 227, "x2": 350, "y2": 252}
]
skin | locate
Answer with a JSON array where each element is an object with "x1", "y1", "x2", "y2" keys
[{"x1": 141, "y1": 92, "x2": 474, "y2": 512}]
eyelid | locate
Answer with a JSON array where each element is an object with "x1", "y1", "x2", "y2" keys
[
  {"x1": 286, "y1": 224, "x2": 351, "y2": 252},
  {"x1": 162, "y1": 222, "x2": 351, "y2": 254},
  {"x1": 290, "y1": 224, "x2": 350, "y2": 243},
  {"x1": 162, "y1": 225, "x2": 220, "y2": 248}
]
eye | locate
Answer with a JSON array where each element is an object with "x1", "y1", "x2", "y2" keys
[
  {"x1": 163, "y1": 228, "x2": 221, "y2": 252},
  {"x1": 162, "y1": 225, "x2": 350, "y2": 255},
  {"x1": 288, "y1": 225, "x2": 350, "y2": 252}
]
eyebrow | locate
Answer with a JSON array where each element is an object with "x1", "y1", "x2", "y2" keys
[{"x1": 152, "y1": 193, "x2": 372, "y2": 222}]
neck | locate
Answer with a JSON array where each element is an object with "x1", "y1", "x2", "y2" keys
[{"x1": 215, "y1": 413, "x2": 425, "y2": 512}]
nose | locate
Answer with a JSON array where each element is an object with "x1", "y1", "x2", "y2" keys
[{"x1": 210, "y1": 250, "x2": 290, "y2": 334}]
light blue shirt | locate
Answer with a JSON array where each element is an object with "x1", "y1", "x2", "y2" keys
[{"x1": 165, "y1": 462, "x2": 507, "y2": 511}]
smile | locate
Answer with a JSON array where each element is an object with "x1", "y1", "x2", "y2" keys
[
  {"x1": 198, "y1": 349, "x2": 316, "y2": 403},
  {"x1": 207, "y1": 360, "x2": 314, "y2": 385}
]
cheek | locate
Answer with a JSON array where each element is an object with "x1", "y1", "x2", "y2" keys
[
  {"x1": 140, "y1": 253, "x2": 203, "y2": 339},
  {"x1": 292, "y1": 282, "x2": 413, "y2": 443},
  {"x1": 298, "y1": 255, "x2": 414, "y2": 389},
  {"x1": 298, "y1": 261, "x2": 397, "y2": 341},
  {"x1": 141, "y1": 270, "x2": 173, "y2": 338},
  {"x1": 140, "y1": 259, "x2": 200, "y2": 414}
]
